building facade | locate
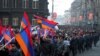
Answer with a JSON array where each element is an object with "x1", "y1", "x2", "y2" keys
[
  {"x1": 64, "y1": 10, "x2": 71, "y2": 25},
  {"x1": 0, "y1": 0, "x2": 49, "y2": 28},
  {"x1": 71, "y1": 0, "x2": 100, "y2": 30}
]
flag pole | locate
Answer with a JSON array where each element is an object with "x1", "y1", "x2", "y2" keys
[{"x1": 0, "y1": 37, "x2": 15, "y2": 50}]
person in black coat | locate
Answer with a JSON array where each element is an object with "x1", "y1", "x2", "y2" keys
[
  {"x1": 9, "y1": 44, "x2": 22, "y2": 56},
  {"x1": 70, "y1": 36, "x2": 78, "y2": 56},
  {"x1": 0, "y1": 45, "x2": 9, "y2": 56},
  {"x1": 77, "y1": 36, "x2": 85, "y2": 53},
  {"x1": 93, "y1": 33, "x2": 99, "y2": 47}
]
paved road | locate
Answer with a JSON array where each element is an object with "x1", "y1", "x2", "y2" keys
[{"x1": 77, "y1": 41, "x2": 100, "y2": 56}]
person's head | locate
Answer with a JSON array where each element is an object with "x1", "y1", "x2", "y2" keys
[
  {"x1": 64, "y1": 37, "x2": 67, "y2": 40},
  {"x1": 11, "y1": 44, "x2": 16, "y2": 50}
]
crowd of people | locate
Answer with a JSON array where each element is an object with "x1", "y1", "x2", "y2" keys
[{"x1": 0, "y1": 26, "x2": 100, "y2": 56}]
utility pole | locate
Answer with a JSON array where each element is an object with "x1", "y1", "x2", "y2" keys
[
  {"x1": 84, "y1": 0, "x2": 87, "y2": 26},
  {"x1": 91, "y1": 0, "x2": 95, "y2": 29},
  {"x1": 52, "y1": 0, "x2": 54, "y2": 18}
]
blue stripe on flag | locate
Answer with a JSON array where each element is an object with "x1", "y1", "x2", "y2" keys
[
  {"x1": 20, "y1": 30, "x2": 35, "y2": 56},
  {"x1": 42, "y1": 20, "x2": 55, "y2": 29}
]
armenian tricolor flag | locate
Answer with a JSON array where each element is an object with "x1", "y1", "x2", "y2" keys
[
  {"x1": 0, "y1": 25, "x2": 3, "y2": 36},
  {"x1": 3, "y1": 29, "x2": 13, "y2": 50},
  {"x1": 15, "y1": 11, "x2": 35, "y2": 56},
  {"x1": 41, "y1": 20, "x2": 57, "y2": 29},
  {"x1": 3, "y1": 29, "x2": 11, "y2": 42},
  {"x1": 34, "y1": 15, "x2": 58, "y2": 30}
]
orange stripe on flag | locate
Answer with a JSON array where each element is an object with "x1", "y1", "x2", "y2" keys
[
  {"x1": 42, "y1": 24, "x2": 52, "y2": 30},
  {"x1": 21, "y1": 21, "x2": 27, "y2": 28},
  {"x1": 37, "y1": 19, "x2": 42, "y2": 23},
  {"x1": 15, "y1": 34, "x2": 30, "y2": 56}
]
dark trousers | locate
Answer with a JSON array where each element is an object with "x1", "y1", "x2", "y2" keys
[
  {"x1": 64, "y1": 52, "x2": 69, "y2": 56},
  {"x1": 70, "y1": 47, "x2": 77, "y2": 56}
]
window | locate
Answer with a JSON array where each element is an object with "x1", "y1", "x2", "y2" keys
[
  {"x1": 32, "y1": 0, "x2": 39, "y2": 9},
  {"x1": 22, "y1": 0, "x2": 29, "y2": 8},
  {"x1": 15, "y1": 0, "x2": 17, "y2": 8},
  {"x1": 3, "y1": 17, "x2": 9, "y2": 26},
  {"x1": 2, "y1": 0, "x2": 4, "y2": 8},
  {"x1": 12, "y1": 17, "x2": 18, "y2": 26},
  {"x1": 2, "y1": 0, "x2": 8, "y2": 8},
  {"x1": 12, "y1": 0, "x2": 17, "y2": 8}
]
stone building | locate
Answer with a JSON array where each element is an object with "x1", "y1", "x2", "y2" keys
[
  {"x1": 71, "y1": 0, "x2": 100, "y2": 30},
  {"x1": 0, "y1": 0, "x2": 49, "y2": 28}
]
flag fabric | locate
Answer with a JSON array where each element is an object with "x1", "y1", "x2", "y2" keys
[
  {"x1": 34, "y1": 15, "x2": 58, "y2": 30},
  {"x1": 41, "y1": 20, "x2": 56, "y2": 29},
  {"x1": 0, "y1": 26, "x2": 14, "y2": 47},
  {"x1": 34, "y1": 15, "x2": 58, "y2": 37},
  {"x1": 21, "y1": 11, "x2": 33, "y2": 45},
  {"x1": 1, "y1": 26, "x2": 14, "y2": 42},
  {"x1": 0, "y1": 25, "x2": 3, "y2": 40},
  {"x1": 44, "y1": 19, "x2": 58, "y2": 26},
  {"x1": 23, "y1": 11, "x2": 31, "y2": 27},
  {"x1": 3, "y1": 29, "x2": 11, "y2": 42},
  {"x1": 0, "y1": 26, "x2": 6, "y2": 44},
  {"x1": 21, "y1": 17, "x2": 27, "y2": 29},
  {"x1": 3, "y1": 29, "x2": 12, "y2": 50},
  {"x1": 15, "y1": 33, "x2": 30, "y2": 56},
  {"x1": 8, "y1": 26, "x2": 15, "y2": 38},
  {"x1": 34, "y1": 15, "x2": 58, "y2": 25},
  {"x1": 16, "y1": 11, "x2": 35, "y2": 56},
  {"x1": 15, "y1": 29, "x2": 35, "y2": 56},
  {"x1": 2, "y1": 26, "x2": 6, "y2": 34},
  {"x1": 48, "y1": 29, "x2": 56, "y2": 37},
  {"x1": 0, "y1": 26, "x2": 2, "y2": 36}
]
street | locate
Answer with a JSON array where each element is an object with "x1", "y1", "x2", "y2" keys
[{"x1": 77, "y1": 41, "x2": 100, "y2": 56}]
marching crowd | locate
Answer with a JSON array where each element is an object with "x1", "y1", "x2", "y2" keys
[{"x1": 0, "y1": 27, "x2": 100, "y2": 56}]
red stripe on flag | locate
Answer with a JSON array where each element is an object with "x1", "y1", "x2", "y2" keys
[
  {"x1": 23, "y1": 11, "x2": 33, "y2": 46},
  {"x1": 33, "y1": 15, "x2": 58, "y2": 25}
]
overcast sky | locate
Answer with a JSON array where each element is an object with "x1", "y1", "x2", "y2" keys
[{"x1": 48, "y1": 0, "x2": 74, "y2": 15}]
